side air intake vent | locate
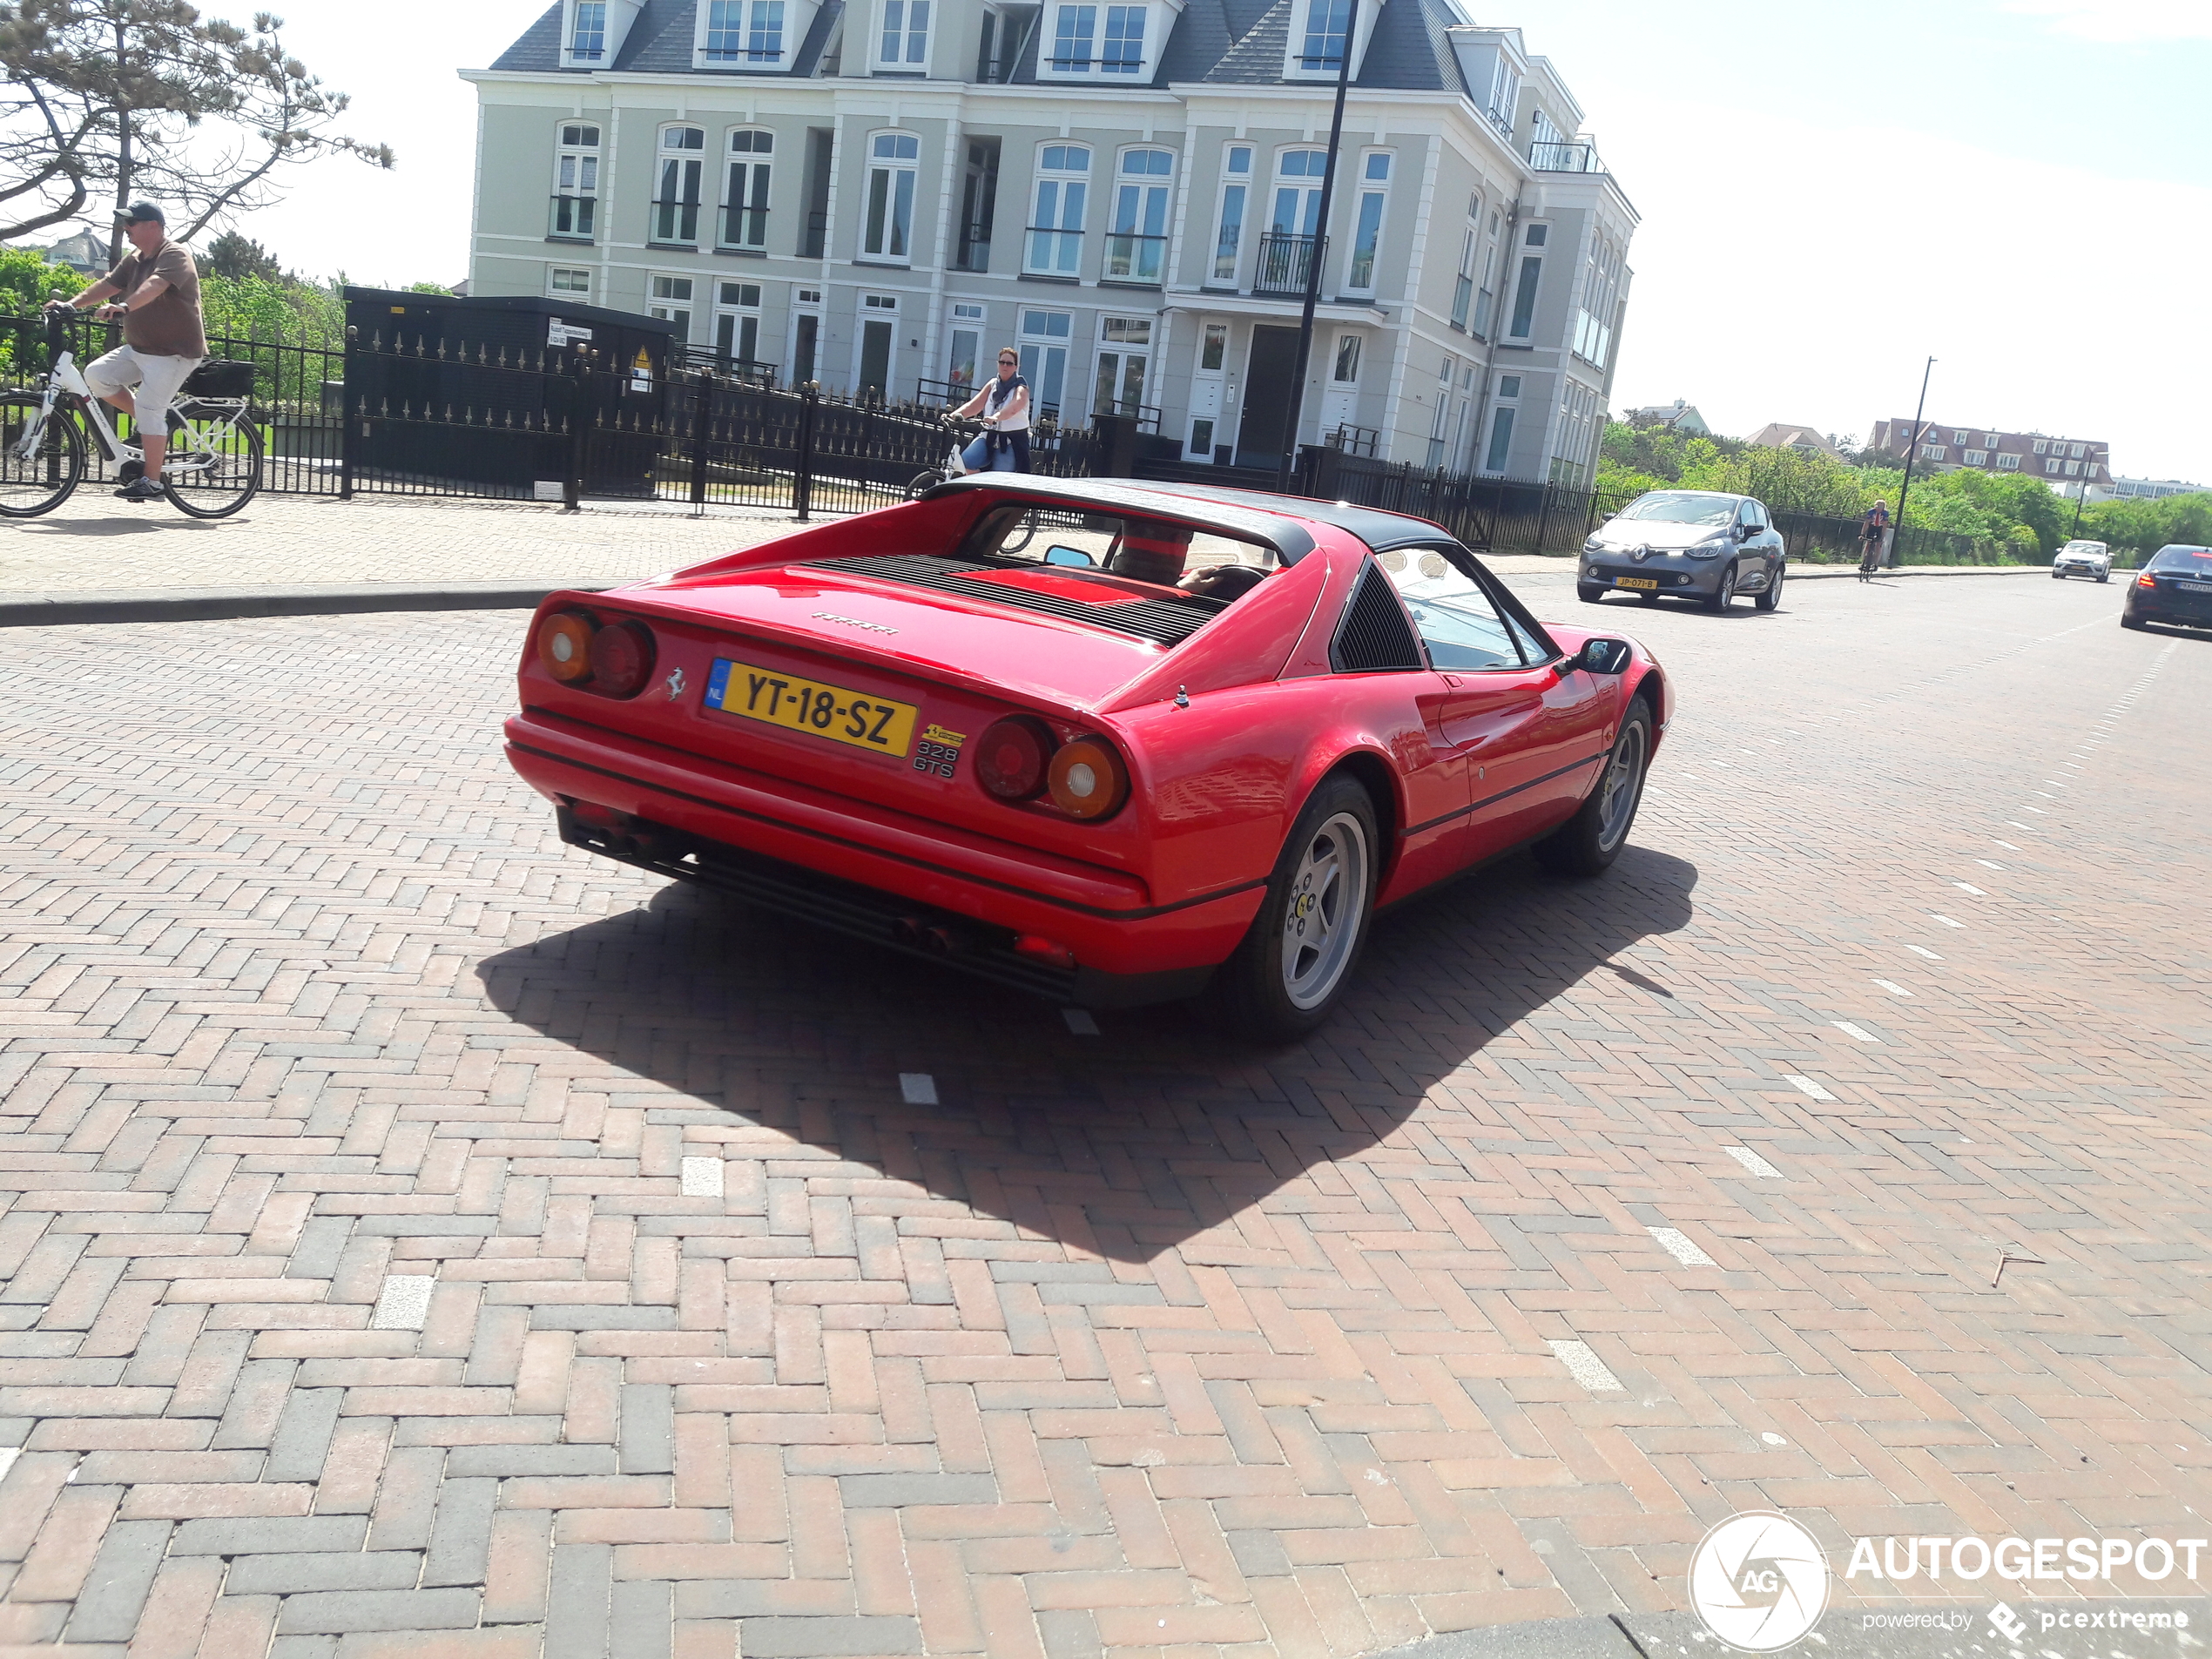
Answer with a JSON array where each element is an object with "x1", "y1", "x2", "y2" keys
[{"x1": 1330, "y1": 563, "x2": 1425, "y2": 672}]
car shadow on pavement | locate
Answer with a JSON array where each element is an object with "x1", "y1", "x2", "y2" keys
[{"x1": 475, "y1": 845, "x2": 1698, "y2": 1260}]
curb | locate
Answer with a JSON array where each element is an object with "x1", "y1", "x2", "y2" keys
[{"x1": 0, "y1": 582, "x2": 618, "y2": 629}]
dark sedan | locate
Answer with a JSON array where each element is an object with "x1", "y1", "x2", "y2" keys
[
  {"x1": 2121, "y1": 544, "x2": 2212, "y2": 633},
  {"x1": 1579, "y1": 490, "x2": 1788, "y2": 613}
]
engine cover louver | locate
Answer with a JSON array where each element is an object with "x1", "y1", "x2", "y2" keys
[{"x1": 801, "y1": 554, "x2": 1227, "y2": 648}]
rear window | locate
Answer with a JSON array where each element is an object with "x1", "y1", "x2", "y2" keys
[
  {"x1": 2148, "y1": 545, "x2": 2212, "y2": 572},
  {"x1": 960, "y1": 502, "x2": 1280, "y2": 602}
]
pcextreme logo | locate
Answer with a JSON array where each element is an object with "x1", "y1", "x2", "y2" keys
[{"x1": 1688, "y1": 1511, "x2": 1831, "y2": 1652}]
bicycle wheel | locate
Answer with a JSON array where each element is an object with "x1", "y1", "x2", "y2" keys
[
  {"x1": 0, "y1": 394, "x2": 85, "y2": 517},
  {"x1": 163, "y1": 404, "x2": 263, "y2": 519}
]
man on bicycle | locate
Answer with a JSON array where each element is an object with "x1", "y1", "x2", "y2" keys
[
  {"x1": 1858, "y1": 498, "x2": 1892, "y2": 577},
  {"x1": 950, "y1": 349, "x2": 1031, "y2": 472},
  {"x1": 55, "y1": 202, "x2": 206, "y2": 503}
]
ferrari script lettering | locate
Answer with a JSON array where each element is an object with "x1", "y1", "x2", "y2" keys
[{"x1": 813, "y1": 611, "x2": 899, "y2": 635}]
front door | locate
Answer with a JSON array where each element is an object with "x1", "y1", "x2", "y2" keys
[
  {"x1": 1187, "y1": 320, "x2": 1227, "y2": 462},
  {"x1": 1234, "y1": 325, "x2": 1300, "y2": 471},
  {"x1": 858, "y1": 319, "x2": 893, "y2": 400},
  {"x1": 792, "y1": 314, "x2": 819, "y2": 385}
]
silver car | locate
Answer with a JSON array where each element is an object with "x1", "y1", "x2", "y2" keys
[
  {"x1": 1580, "y1": 489, "x2": 1788, "y2": 613},
  {"x1": 2053, "y1": 539, "x2": 2111, "y2": 582}
]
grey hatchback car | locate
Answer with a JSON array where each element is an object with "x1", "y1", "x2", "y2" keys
[{"x1": 1579, "y1": 490, "x2": 1788, "y2": 612}]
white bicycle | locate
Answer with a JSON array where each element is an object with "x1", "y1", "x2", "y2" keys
[{"x1": 2, "y1": 306, "x2": 263, "y2": 519}]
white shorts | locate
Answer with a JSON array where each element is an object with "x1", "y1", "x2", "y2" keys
[{"x1": 83, "y1": 345, "x2": 202, "y2": 428}]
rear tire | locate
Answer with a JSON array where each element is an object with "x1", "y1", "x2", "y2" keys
[
  {"x1": 0, "y1": 395, "x2": 85, "y2": 518},
  {"x1": 906, "y1": 469, "x2": 948, "y2": 499},
  {"x1": 1532, "y1": 699, "x2": 1652, "y2": 878},
  {"x1": 1214, "y1": 775, "x2": 1379, "y2": 1043},
  {"x1": 2121, "y1": 614, "x2": 2148, "y2": 631},
  {"x1": 162, "y1": 407, "x2": 262, "y2": 519}
]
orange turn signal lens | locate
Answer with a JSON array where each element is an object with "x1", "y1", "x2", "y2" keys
[
  {"x1": 538, "y1": 610, "x2": 595, "y2": 681},
  {"x1": 1047, "y1": 735, "x2": 1130, "y2": 821}
]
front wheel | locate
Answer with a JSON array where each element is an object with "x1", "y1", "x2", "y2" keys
[
  {"x1": 1532, "y1": 700, "x2": 1652, "y2": 877},
  {"x1": 163, "y1": 406, "x2": 262, "y2": 519},
  {"x1": 906, "y1": 469, "x2": 947, "y2": 500},
  {"x1": 1703, "y1": 563, "x2": 1737, "y2": 612},
  {"x1": 0, "y1": 395, "x2": 85, "y2": 518},
  {"x1": 2096, "y1": 572, "x2": 2109, "y2": 583},
  {"x1": 1213, "y1": 775, "x2": 1379, "y2": 1042},
  {"x1": 1755, "y1": 561, "x2": 1785, "y2": 612},
  {"x1": 1578, "y1": 582, "x2": 1606, "y2": 604}
]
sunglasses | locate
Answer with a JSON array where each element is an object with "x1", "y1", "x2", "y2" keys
[{"x1": 998, "y1": 359, "x2": 1017, "y2": 366}]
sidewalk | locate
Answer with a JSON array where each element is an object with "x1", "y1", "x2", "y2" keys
[{"x1": 0, "y1": 491, "x2": 2047, "y2": 625}]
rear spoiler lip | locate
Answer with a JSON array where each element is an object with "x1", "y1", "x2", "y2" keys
[{"x1": 532, "y1": 583, "x2": 1133, "y2": 725}]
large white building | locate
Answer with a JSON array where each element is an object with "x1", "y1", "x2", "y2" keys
[{"x1": 463, "y1": 0, "x2": 1635, "y2": 485}]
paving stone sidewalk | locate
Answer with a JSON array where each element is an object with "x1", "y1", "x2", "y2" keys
[
  {"x1": 2, "y1": 563, "x2": 2202, "y2": 1659},
  {"x1": 0, "y1": 491, "x2": 2046, "y2": 600}
]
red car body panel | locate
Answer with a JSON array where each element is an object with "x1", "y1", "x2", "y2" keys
[{"x1": 502, "y1": 477, "x2": 1669, "y2": 1006}]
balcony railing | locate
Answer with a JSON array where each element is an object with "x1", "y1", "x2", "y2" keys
[
  {"x1": 650, "y1": 198, "x2": 702, "y2": 246},
  {"x1": 1530, "y1": 140, "x2": 1603, "y2": 173},
  {"x1": 1252, "y1": 232, "x2": 1325, "y2": 297},
  {"x1": 802, "y1": 210, "x2": 828, "y2": 259},
  {"x1": 718, "y1": 205, "x2": 768, "y2": 251},
  {"x1": 954, "y1": 220, "x2": 992, "y2": 273},
  {"x1": 1103, "y1": 232, "x2": 1165, "y2": 285},
  {"x1": 1024, "y1": 226, "x2": 1082, "y2": 276},
  {"x1": 549, "y1": 195, "x2": 597, "y2": 241}
]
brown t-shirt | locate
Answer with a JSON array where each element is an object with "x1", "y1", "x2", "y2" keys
[{"x1": 106, "y1": 240, "x2": 206, "y2": 360}]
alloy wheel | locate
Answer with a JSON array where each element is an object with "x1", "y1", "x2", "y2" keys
[
  {"x1": 1278, "y1": 811, "x2": 1371, "y2": 1010},
  {"x1": 1596, "y1": 722, "x2": 1647, "y2": 853}
]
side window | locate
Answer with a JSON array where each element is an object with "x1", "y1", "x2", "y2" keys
[{"x1": 1375, "y1": 548, "x2": 1523, "y2": 671}]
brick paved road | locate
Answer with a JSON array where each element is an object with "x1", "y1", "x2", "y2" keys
[{"x1": 2, "y1": 570, "x2": 2208, "y2": 1658}]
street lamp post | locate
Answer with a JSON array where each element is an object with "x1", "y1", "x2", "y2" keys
[
  {"x1": 2071, "y1": 449, "x2": 2108, "y2": 540},
  {"x1": 1273, "y1": 0, "x2": 1355, "y2": 496},
  {"x1": 1888, "y1": 356, "x2": 1935, "y2": 569}
]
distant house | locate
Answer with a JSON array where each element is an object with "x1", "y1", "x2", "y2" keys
[
  {"x1": 1624, "y1": 398, "x2": 1710, "y2": 436},
  {"x1": 44, "y1": 229, "x2": 109, "y2": 275},
  {"x1": 1869, "y1": 416, "x2": 2110, "y2": 497},
  {"x1": 1746, "y1": 421, "x2": 1838, "y2": 459}
]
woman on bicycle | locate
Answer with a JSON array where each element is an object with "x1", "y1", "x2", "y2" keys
[{"x1": 950, "y1": 349, "x2": 1030, "y2": 472}]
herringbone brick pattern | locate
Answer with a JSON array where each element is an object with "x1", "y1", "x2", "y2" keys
[{"x1": 1, "y1": 573, "x2": 2207, "y2": 1658}]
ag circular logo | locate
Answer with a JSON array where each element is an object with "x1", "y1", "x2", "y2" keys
[{"x1": 1688, "y1": 1511, "x2": 1830, "y2": 1652}]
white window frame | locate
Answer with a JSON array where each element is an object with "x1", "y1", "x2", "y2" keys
[
  {"x1": 877, "y1": 0, "x2": 931, "y2": 67},
  {"x1": 1207, "y1": 145, "x2": 1252, "y2": 287},
  {"x1": 1024, "y1": 143, "x2": 1091, "y2": 276},
  {"x1": 1963, "y1": 448, "x2": 1987, "y2": 467},
  {"x1": 713, "y1": 280, "x2": 765, "y2": 366},
  {"x1": 651, "y1": 125, "x2": 706, "y2": 246},
  {"x1": 1341, "y1": 148, "x2": 1390, "y2": 295},
  {"x1": 1285, "y1": 0, "x2": 1366, "y2": 79},
  {"x1": 1100, "y1": 4, "x2": 1146, "y2": 73},
  {"x1": 547, "y1": 266, "x2": 593, "y2": 300},
  {"x1": 1046, "y1": 3, "x2": 1096, "y2": 71},
  {"x1": 1331, "y1": 331, "x2": 1360, "y2": 384},
  {"x1": 1105, "y1": 146, "x2": 1173, "y2": 284},
  {"x1": 860, "y1": 130, "x2": 921, "y2": 263},
  {"x1": 1092, "y1": 314, "x2": 1152, "y2": 418},
  {"x1": 649, "y1": 273, "x2": 697, "y2": 342},
  {"x1": 1505, "y1": 252, "x2": 1541, "y2": 340},
  {"x1": 696, "y1": 0, "x2": 788, "y2": 66},
  {"x1": 1018, "y1": 307, "x2": 1075, "y2": 419},
  {"x1": 1996, "y1": 452, "x2": 2020, "y2": 471},
  {"x1": 551, "y1": 121, "x2": 602, "y2": 241},
  {"x1": 945, "y1": 300, "x2": 987, "y2": 395},
  {"x1": 719, "y1": 127, "x2": 773, "y2": 252},
  {"x1": 564, "y1": 0, "x2": 610, "y2": 65},
  {"x1": 2033, "y1": 438, "x2": 2048, "y2": 455},
  {"x1": 1921, "y1": 442, "x2": 1947, "y2": 462}
]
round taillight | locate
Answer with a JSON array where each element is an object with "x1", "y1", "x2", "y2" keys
[
  {"x1": 977, "y1": 716, "x2": 1056, "y2": 800},
  {"x1": 1048, "y1": 735, "x2": 1130, "y2": 821},
  {"x1": 591, "y1": 620, "x2": 656, "y2": 698},
  {"x1": 539, "y1": 610, "x2": 594, "y2": 681}
]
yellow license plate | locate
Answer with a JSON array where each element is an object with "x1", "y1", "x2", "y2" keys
[
  {"x1": 704, "y1": 658, "x2": 920, "y2": 757},
  {"x1": 1615, "y1": 577, "x2": 1659, "y2": 590}
]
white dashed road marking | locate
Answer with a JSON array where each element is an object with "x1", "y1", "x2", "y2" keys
[
  {"x1": 1649, "y1": 1226, "x2": 1716, "y2": 1268},
  {"x1": 1784, "y1": 1075, "x2": 1836, "y2": 1101},
  {"x1": 1834, "y1": 1021, "x2": 1881, "y2": 1042},
  {"x1": 1727, "y1": 1146, "x2": 1785, "y2": 1178},
  {"x1": 1955, "y1": 882, "x2": 1986, "y2": 895},
  {"x1": 1932, "y1": 914, "x2": 1964, "y2": 928},
  {"x1": 680, "y1": 1157, "x2": 725, "y2": 1197},
  {"x1": 1871, "y1": 979, "x2": 1912, "y2": 996},
  {"x1": 899, "y1": 1073, "x2": 939, "y2": 1104},
  {"x1": 370, "y1": 1275, "x2": 435, "y2": 1331},
  {"x1": 1549, "y1": 1339, "x2": 1626, "y2": 1393},
  {"x1": 1905, "y1": 944, "x2": 1943, "y2": 960}
]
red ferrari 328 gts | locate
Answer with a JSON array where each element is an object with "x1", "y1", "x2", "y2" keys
[{"x1": 503, "y1": 475, "x2": 1670, "y2": 1039}]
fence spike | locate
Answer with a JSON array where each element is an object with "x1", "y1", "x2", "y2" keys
[
  {"x1": 445, "y1": 403, "x2": 454, "y2": 422},
  {"x1": 559, "y1": 416, "x2": 570, "y2": 435},
  {"x1": 416, "y1": 335, "x2": 427, "y2": 357},
  {"x1": 379, "y1": 397, "x2": 390, "y2": 418}
]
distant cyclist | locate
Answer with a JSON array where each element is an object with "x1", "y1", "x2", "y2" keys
[
  {"x1": 1858, "y1": 498, "x2": 1892, "y2": 578},
  {"x1": 950, "y1": 348, "x2": 1031, "y2": 472}
]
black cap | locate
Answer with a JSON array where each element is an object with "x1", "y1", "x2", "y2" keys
[{"x1": 116, "y1": 201, "x2": 165, "y2": 226}]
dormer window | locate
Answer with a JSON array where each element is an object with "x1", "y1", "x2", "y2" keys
[
  {"x1": 1487, "y1": 57, "x2": 1519, "y2": 127},
  {"x1": 571, "y1": 1, "x2": 608, "y2": 58},
  {"x1": 879, "y1": 0, "x2": 930, "y2": 66},
  {"x1": 701, "y1": 0, "x2": 786, "y2": 65},
  {"x1": 1042, "y1": 1, "x2": 1160, "y2": 77},
  {"x1": 1296, "y1": 0, "x2": 1349, "y2": 71},
  {"x1": 1102, "y1": 5, "x2": 1145, "y2": 71},
  {"x1": 1050, "y1": 5, "x2": 1096, "y2": 70}
]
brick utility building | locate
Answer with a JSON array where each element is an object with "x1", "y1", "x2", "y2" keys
[
  {"x1": 462, "y1": 0, "x2": 1636, "y2": 485},
  {"x1": 1870, "y1": 418, "x2": 2110, "y2": 492}
]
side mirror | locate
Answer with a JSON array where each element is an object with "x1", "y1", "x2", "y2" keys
[
  {"x1": 1600, "y1": 511, "x2": 1615, "y2": 523},
  {"x1": 1735, "y1": 523, "x2": 1756, "y2": 541},
  {"x1": 1043, "y1": 545, "x2": 1096, "y2": 568},
  {"x1": 1575, "y1": 637, "x2": 1633, "y2": 676}
]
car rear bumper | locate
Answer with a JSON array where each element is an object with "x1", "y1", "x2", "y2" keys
[
  {"x1": 2127, "y1": 597, "x2": 2212, "y2": 628},
  {"x1": 504, "y1": 708, "x2": 1263, "y2": 998}
]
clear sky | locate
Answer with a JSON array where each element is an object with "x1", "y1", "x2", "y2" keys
[{"x1": 208, "y1": 0, "x2": 2212, "y2": 480}]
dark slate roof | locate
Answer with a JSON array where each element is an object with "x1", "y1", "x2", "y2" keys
[
  {"x1": 490, "y1": 2, "x2": 563, "y2": 71},
  {"x1": 489, "y1": 0, "x2": 1460, "y2": 87}
]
